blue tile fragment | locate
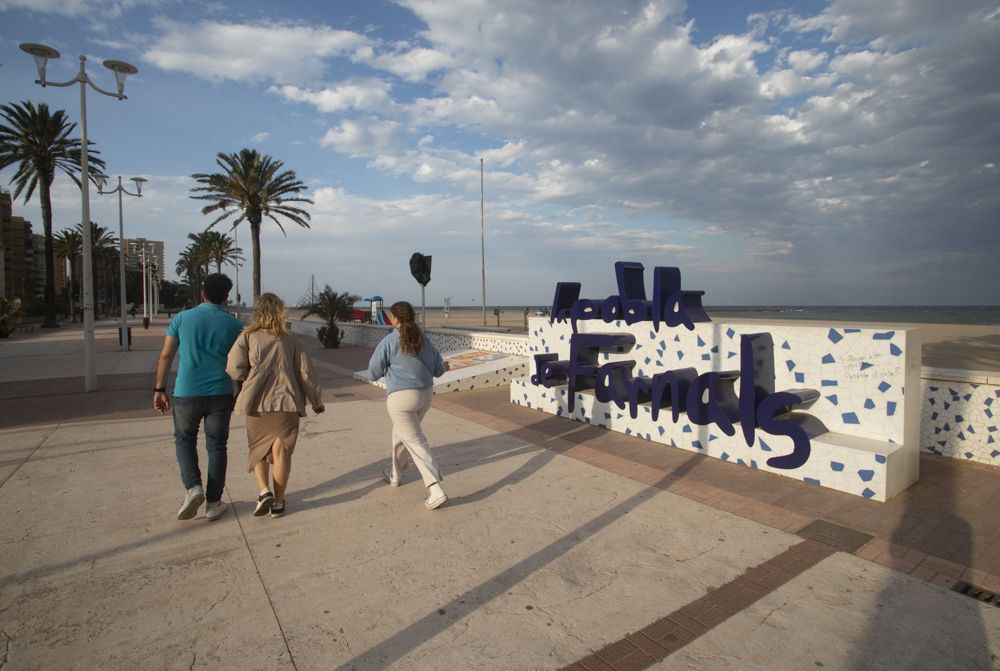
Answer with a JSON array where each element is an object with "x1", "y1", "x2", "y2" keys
[
  {"x1": 693, "y1": 440, "x2": 703, "y2": 449},
  {"x1": 864, "y1": 399, "x2": 875, "y2": 409},
  {"x1": 782, "y1": 341, "x2": 791, "y2": 350},
  {"x1": 786, "y1": 360, "x2": 796, "y2": 371},
  {"x1": 697, "y1": 335, "x2": 706, "y2": 347},
  {"x1": 726, "y1": 328, "x2": 735, "y2": 339},
  {"x1": 842, "y1": 412, "x2": 860, "y2": 424},
  {"x1": 721, "y1": 452, "x2": 730, "y2": 461},
  {"x1": 795, "y1": 372, "x2": 805, "y2": 383},
  {"x1": 759, "y1": 439, "x2": 772, "y2": 452},
  {"x1": 889, "y1": 344, "x2": 902, "y2": 356},
  {"x1": 830, "y1": 461, "x2": 845, "y2": 471},
  {"x1": 821, "y1": 380, "x2": 838, "y2": 387},
  {"x1": 862, "y1": 488, "x2": 876, "y2": 499},
  {"x1": 887, "y1": 402, "x2": 897, "y2": 416},
  {"x1": 822, "y1": 354, "x2": 836, "y2": 364},
  {"x1": 858, "y1": 470, "x2": 874, "y2": 482},
  {"x1": 875, "y1": 454, "x2": 887, "y2": 464},
  {"x1": 873, "y1": 331, "x2": 896, "y2": 340},
  {"x1": 804, "y1": 477, "x2": 821, "y2": 485},
  {"x1": 860, "y1": 362, "x2": 874, "y2": 371},
  {"x1": 826, "y1": 394, "x2": 839, "y2": 405},
  {"x1": 878, "y1": 381, "x2": 891, "y2": 393},
  {"x1": 828, "y1": 328, "x2": 843, "y2": 344}
]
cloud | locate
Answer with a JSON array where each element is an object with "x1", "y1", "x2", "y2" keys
[
  {"x1": 0, "y1": 0, "x2": 151, "y2": 18},
  {"x1": 269, "y1": 78, "x2": 393, "y2": 113},
  {"x1": 249, "y1": 132, "x2": 269, "y2": 143},
  {"x1": 354, "y1": 44, "x2": 457, "y2": 82},
  {"x1": 318, "y1": 118, "x2": 402, "y2": 157},
  {"x1": 143, "y1": 18, "x2": 370, "y2": 83}
]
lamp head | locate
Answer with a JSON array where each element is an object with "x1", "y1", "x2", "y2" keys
[
  {"x1": 19, "y1": 43, "x2": 60, "y2": 83},
  {"x1": 131, "y1": 177, "x2": 147, "y2": 196},
  {"x1": 102, "y1": 59, "x2": 138, "y2": 96},
  {"x1": 92, "y1": 172, "x2": 109, "y2": 191}
]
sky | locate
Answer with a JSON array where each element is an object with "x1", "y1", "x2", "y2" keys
[{"x1": 1, "y1": 0, "x2": 998, "y2": 308}]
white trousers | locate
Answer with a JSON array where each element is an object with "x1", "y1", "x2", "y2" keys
[{"x1": 386, "y1": 387, "x2": 442, "y2": 487}]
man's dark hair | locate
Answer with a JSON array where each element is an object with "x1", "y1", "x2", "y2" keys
[{"x1": 202, "y1": 273, "x2": 233, "y2": 305}]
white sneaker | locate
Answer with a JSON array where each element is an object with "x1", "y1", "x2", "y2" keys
[
  {"x1": 382, "y1": 467, "x2": 401, "y2": 487},
  {"x1": 177, "y1": 485, "x2": 205, "y2": 520},
  {"x1": 205, "y1": 500, "x2": 228, "y2": 521},
  {"x1": 424, "y1": 482, "x2": 448, "y2": 510}
]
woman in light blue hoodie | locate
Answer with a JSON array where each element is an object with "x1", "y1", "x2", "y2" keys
[{"x1": 367, "y1": 301, "x2": 450, "y2": 509}]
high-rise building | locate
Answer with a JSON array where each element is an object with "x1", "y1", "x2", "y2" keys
[
  {"x1": 1, "y1": 190, "x2": 38, "y2": 301},
  {"x1": 123, "y1": 238, "x2": 165, "y2": 280}
]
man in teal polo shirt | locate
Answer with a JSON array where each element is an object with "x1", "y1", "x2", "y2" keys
[{"x1": 153, "y1": 274, "x2": 243, "y2": 521}]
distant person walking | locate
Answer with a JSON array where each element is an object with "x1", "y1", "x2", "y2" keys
[
  {"x1": 226, "y1": 293, "x2": 324, "y2": 518},
  {"x1": 367, "y1": 301, "x2": 450, "y2": 509},
  {"x1": 153, "y1": 273, "x2": 243, "y2": 522}
]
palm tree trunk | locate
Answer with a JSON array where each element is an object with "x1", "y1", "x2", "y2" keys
[
  {"x1": 250, "y1": 219, "x2": 262, "y2": 302},
  {"x1": 39, "y1": 176, "x2": 58, "y2": 328}
]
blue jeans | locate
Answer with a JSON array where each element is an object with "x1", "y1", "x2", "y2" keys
[{"x1": 172, "y1": 395, "x2": 235, "y2": 502}]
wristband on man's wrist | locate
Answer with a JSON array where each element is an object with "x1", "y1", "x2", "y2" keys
[{"x1": 153, "y1": 387, "x2": 166, "y2": 393}]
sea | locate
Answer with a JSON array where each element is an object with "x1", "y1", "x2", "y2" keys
[{"x1": 468, "y1": 305, "x2": 1000, "y2": 325}]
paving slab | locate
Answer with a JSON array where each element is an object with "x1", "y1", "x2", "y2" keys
[
  {"x1": 653, "y1": 552, "x2": 1000, "y2": 670},
  {"x1": 4, "y1": 328, "x2": 1000, "y2": 670}
]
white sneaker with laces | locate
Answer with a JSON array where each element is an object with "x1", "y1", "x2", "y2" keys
[
  {"x1": 177, "y1": 485, "x2": 205, "y2": 520},
  {"x1": 424, "y1": 482, "x2": 448, "y2": 510},
  {"x1": 205, "y1": 500, "x2": 228, "y2": 521}
]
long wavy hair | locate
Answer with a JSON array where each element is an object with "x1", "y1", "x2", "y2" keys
[
  {"x1": 248, "y1": 292, "x2": 287, "y2": 337},
  {"x1": 391, "y1": 301, "x2": 423, "y2": 356}
]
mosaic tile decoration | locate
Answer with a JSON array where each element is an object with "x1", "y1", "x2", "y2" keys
[
  {"x1": 292, "y1": 316, "x2": 1000, "y2": 473},
  {"x1": 511, "y1": 317, "x2": 921, "y2": 501},
  {"x1": 921, "y1": 373, "x2": 1000, "y2": 467}
]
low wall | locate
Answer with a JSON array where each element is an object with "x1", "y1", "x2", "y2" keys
[
  {"x1": 921, "y1": 368, "x2": 1000, "y2": 467},
  {"x1": 289, "y1": 316, "x2": 1000, "y2": 470},
  {"x1": 287, "y1": 318, "x2": 529, "y2": 356}
]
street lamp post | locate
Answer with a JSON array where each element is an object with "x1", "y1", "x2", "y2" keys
[
  {"x1": 20, "y1": 42, "x2": 138, "y2": 392},
  {"x1": 95, "y1": 174, "x2": 146, "y2": 351}
]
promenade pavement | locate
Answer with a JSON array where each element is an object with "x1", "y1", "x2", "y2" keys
[{"x1": 1, "y1": 320, "x2": 999, "y2": 670}]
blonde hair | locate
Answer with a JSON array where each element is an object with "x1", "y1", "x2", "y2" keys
[
  {"x1": 390, "y1": 301, "x2": 423, "y2": 356},
  {"x1": 248, "y1": 293, "x2": 287, "y2": 337}
]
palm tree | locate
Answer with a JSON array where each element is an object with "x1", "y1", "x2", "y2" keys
[
  {"x1": 54, "y1": 228, "x2": 82, "y2": 322},
  {"x1": 175, "y1": 242, "x2": 208, "y2": 305},
  {"x1": 0, "y1": 101, "x2": 105, "y2": 327},
  {"x1": 190, "y1": 148, "x2": 312, "y2": 302},
  {"x1": 301, "y1": 286, "x2": 360, "y2": 348},
  {"x1": 200, "y1": 230, "x2": 243, "y2": 273},
  {"x1": 78, "y1": 222, "x2": 117, "y2": 315}
]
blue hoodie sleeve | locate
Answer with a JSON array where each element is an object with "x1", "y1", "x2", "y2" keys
[
  {"x1": 367, "y1": 334, "x2": 391, "y2": 381},
  {"x1": 430, "y1": 341, "x2": 445, "y2": 377}
]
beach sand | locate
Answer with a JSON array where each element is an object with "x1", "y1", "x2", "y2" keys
[{"x1": 411, "y1": 307, "x2": 1000, "y2": 372}]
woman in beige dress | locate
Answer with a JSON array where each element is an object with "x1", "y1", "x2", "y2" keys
[{"x1": 227, "y1": 293, "x2": 324, "y2": 518}]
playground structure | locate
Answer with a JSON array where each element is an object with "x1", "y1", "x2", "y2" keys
[{"x1": 348, "y1": 295, "x2": 390, "y2": 325}]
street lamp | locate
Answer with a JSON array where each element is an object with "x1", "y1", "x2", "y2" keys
[
  {"x1": 134, "y1": 238, "x2": 151, "y2": 324},
  {"x1": 95, "y1": 174, "x2": 146, "y2": 351},
  {"x1": 20, "y1": 42, "x2": 138, "y2": 392}
]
